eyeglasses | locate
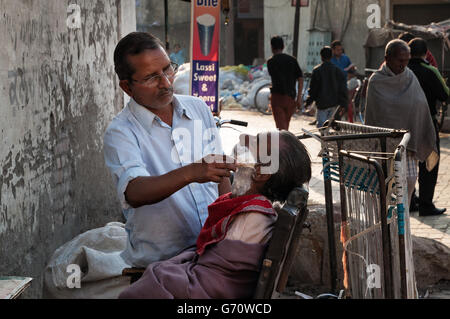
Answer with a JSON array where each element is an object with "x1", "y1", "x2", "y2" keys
[{"x1": 131, "y1": 62, "x2": 179, "y2": 87}]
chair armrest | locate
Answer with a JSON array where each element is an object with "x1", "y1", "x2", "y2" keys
[
  {"x1": 122, "y1": 268, "x2": 146, "y2": 276},
  {"x1": 122, "y1": 268, "x2": 146, "y2": 284}
]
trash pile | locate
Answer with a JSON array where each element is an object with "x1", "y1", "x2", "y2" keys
[
  {"x1": 173, "y1": 62, "x2": 272, "y2": 111},
  {"x1": 172, "y1": 63, "x2": 191, "y2": 95}
]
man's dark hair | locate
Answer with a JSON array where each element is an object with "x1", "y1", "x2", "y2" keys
[
  {"x1": 271, "y1": 36, "x2": 284, "y2": 51},
  {"x1": 331, "y1": 40, "x2": 342, "y2": 49},
  {"x1": 261, "y1": 131, "x2": 311, "y2": 202},
  {"x1": 398, "y1": 32, "x2": 415, "y2": 43},
  {"x1": 409, "y1": 37, "x2": 428, "y2": 57},
  {"x1": 320, "y1": 46, "x2": 333, "y2": 60},
  {"x1": 114, "y1": 32, "x2": 164, "y2": 81}
]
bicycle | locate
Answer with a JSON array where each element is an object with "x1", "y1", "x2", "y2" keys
[
  {"x1": 254, "y1": 82, "x2": 272, "y2": 115},
  {"x1": 352, "y1": 68, "x2": 377, "y2": 124},
  {"x1": 214, "y1": 116, "x2": 248, "y2": 130},
  {"x1": 253, "y1": 72, "x2": 313, "y2": 116},
  {"x1": 215, "y1": 97, "x2": 249, "y2": 130}
]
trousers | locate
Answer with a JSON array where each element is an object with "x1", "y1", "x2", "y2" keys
[
  {"x1": 271, "y1": 93, "x2": 296, "y2": 130},
  {"x1": 316, "y1": 107, "x2": 336, "y2": 128},
  {"x1": 417, "y1": 119, "x2": 440, "y2": 210}
]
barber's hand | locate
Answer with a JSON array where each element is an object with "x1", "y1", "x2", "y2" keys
[{"x1": 189, "y1": 154, "x2": 237, "y2": 184}]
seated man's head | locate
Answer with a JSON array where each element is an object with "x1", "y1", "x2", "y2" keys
[
  {"x1": 331, "y1": 40, "x2": 343, "y2": 58},
  {"x1": 384, "y1": 39, "x2": 411, "y2": 75},
  {"x1": 231, "y1": 131, "x2": 311, "y2": 202},
  {"x1": 320, "y1": 46, "x2": 333, "y2": 62}
]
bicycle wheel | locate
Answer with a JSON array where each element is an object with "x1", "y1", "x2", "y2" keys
[{"x1": 254, "y1": 83, "x2": 272, "y2": 115}]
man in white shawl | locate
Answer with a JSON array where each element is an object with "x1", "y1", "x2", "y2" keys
[{"x1": 365, "y1": 39, "x2": 439, "y2": 204}]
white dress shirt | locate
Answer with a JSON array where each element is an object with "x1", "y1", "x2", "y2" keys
[{"x1": 103, "y1": 95, "x2": 223, "y2": 267}]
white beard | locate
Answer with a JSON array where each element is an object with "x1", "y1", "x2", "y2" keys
[{"x1": 231, "y1": 166, "x2": 255, "y2": 197}]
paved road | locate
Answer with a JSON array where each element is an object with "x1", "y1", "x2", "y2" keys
[{"x1": 219, "y1": 109, "x2": 450, "y2": 248}]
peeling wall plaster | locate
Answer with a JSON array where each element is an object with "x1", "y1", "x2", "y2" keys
[{"x1": 0, "y1": 0, "x2": 136, "y2": 298}]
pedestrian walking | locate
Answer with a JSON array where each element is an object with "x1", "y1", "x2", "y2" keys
[
  {"x1": 364, "y1": 39, "x2": 438, "y2": 205},
  {"x1": 304, "y1": 46, "x2": 348, "y2": 128},
  {"x1": 267, "y1": 36, "x2": 304, "y2": 130},
  {"x1": 407, "y1": 37, "x2": 449, "y2": 216}
]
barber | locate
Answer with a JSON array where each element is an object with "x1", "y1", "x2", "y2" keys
[{"x1": 103, "y1": 32, "x2": 236, "y2": 268}]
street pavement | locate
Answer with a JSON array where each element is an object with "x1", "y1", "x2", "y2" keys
[{"x1": 219, "y1": 109, "x2": 450, "y2": 248}]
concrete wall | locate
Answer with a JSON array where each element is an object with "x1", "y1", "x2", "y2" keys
[
  {"x1": 309, "y1": 0, "x2": 386, "y2": 73},
  {"x1": 0, "y1": 0, "x2": 136, "y2": 298},
  {"x1": 261, "y1": 0, "x2": 392, "y2": 73},
  {"x1": 263, "y1": 0, "x2": 312, "y2": 71},
  {"x1": 305, "y1": 0, "x2": 448, "y2": 73},
  {"x1": 390, "y1": 0, "x2": 449, "y2": 11}
]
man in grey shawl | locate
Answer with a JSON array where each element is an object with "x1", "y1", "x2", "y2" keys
[{"x1": 365, "y1": 39, "x2": 439, "y2": 204}]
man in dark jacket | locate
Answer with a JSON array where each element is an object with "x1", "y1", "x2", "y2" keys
[
  {"x1": 305, "y1": 46, "x2": 348, "y2": 128},
  {"x1": 408, "y1": 38, "x2": 449, "y2": 216}
]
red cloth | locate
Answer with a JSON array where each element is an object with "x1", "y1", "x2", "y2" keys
[
  {"x1": 426, "y1": 50, "x2": 438, "y2": 68},
  {"x1": 196, "y1": 193, "x2": 276, "y2": 255}
]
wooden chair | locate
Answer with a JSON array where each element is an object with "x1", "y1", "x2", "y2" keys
[
  {"x1": 253, "y1": 186, "x2": 309, "y2": 299},
  {"x1": 122, "y1": 267, "x2": 145, "y2": 284},
  {"x1": 123, "y1": 186, "x2": 310, "y2": 296}
]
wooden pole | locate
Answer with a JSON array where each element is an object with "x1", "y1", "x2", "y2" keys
[
  {"x1": 164, "y1": 0, "x2": 169, "y2": 50},
  {"x1": 293, "y1": 0, "x2": 301, "y2": 58}
]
